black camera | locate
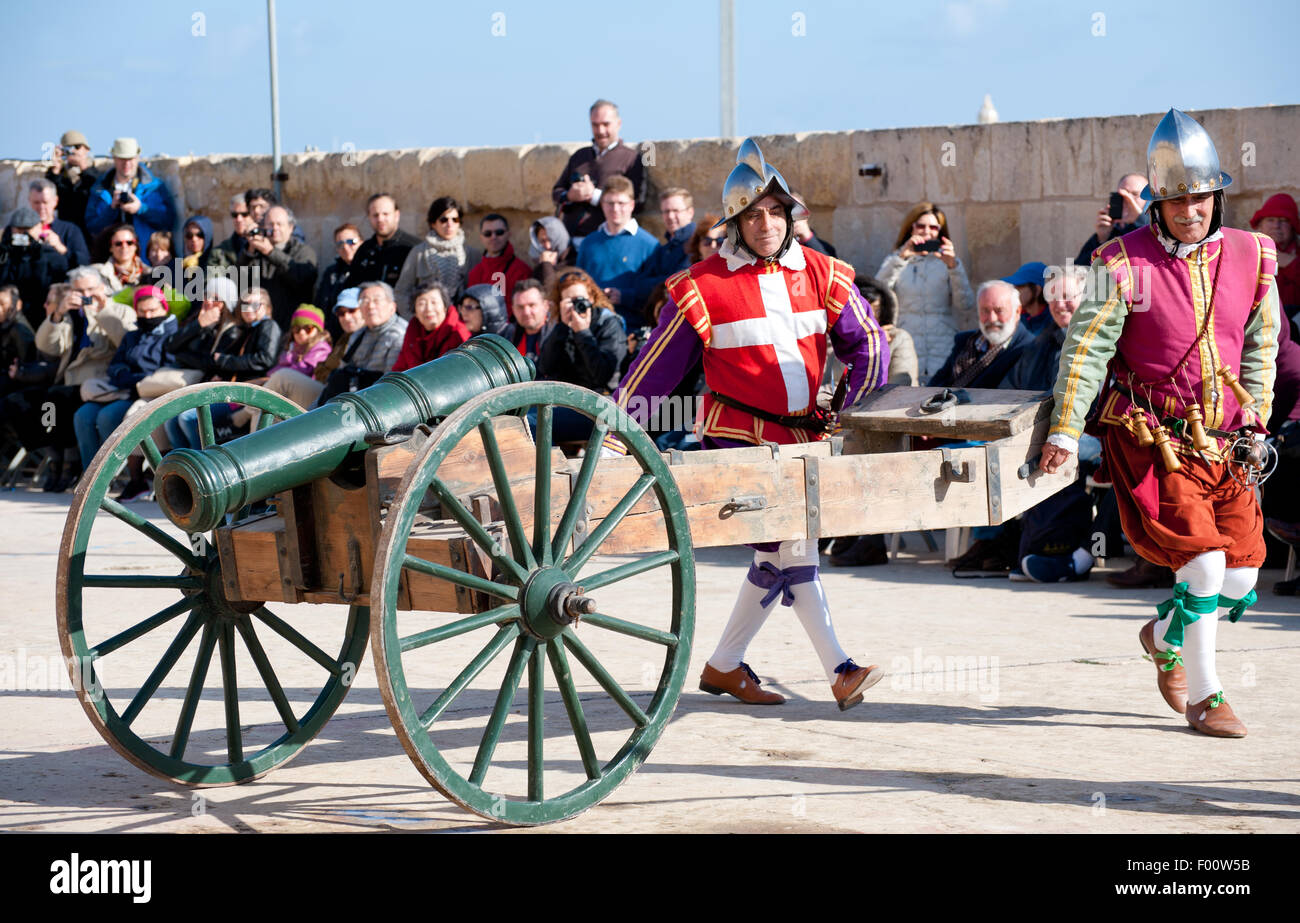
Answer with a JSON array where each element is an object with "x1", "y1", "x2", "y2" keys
[
  {"x1": 81, "y1": 295, "x2": 94, "y2": 307},
  {"x1": 246, "y1": 227, "x2": 264, "y2": 237},
  {"x1": 571, "y1": 296, "x2": 592, "y2": 315},
  {"x1": 1108, "y1": 191, "x2": 1125, "y2": 221},
  {"x1": 914, "y1": 239, "x2": 943, "y2": 253},
  {"x1": 570, "y1": 172, "x2": 589, "y2": 185}
]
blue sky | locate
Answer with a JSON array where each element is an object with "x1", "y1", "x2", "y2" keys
[{"x1": 4, "y1": 0, "x2": 1296, "y2": 160}]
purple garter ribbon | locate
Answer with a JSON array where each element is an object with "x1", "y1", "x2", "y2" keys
[{"x1": 747, "y1": 561, "x2": 818, "y2": 607}]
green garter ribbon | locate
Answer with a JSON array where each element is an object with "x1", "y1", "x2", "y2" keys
[
  {"x1": 1217, "y1": 589, "x2": 1257, "y2": 623},
  {"x1": 1155, "y1": 582, "x2": 1219, "y2": 647}
]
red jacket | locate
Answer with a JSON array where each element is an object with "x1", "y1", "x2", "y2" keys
[
  {"x1": 391, "y1": 306, "x2": 471, "y2": 372},
  {"x1": 467, "y1": 243, "x2": 531, "y2": 298}
]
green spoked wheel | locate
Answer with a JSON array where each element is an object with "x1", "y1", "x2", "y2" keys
[
  {"x1": 372, "y1": 381, "x2": 695, "y2": 824},
  {"x1": 57, "y1": 382, "x2": 370, "y2": 785}
]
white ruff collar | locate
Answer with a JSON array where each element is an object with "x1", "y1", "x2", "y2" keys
[
  {"x1": 1154, "y1": 223, "x2": 1223, "y2": 259},
  {"x1": 720, "y1": 237, "x2": 807, "y2": 273}
]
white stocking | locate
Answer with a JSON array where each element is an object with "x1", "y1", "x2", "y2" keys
[
  {"x1": 780, "y1": 540, "x2": 851, "y2": 682},
  {"x1": 1175, "y1": 551, "x2": 1226, "y2": 705},
  {"x1": 707, "y1": 550, "x2": 781, "y2": 672}
]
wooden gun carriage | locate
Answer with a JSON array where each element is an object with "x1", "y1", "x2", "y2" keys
[{"x1": 57, "y1": 336, "x2": 1074, "y2": 824}]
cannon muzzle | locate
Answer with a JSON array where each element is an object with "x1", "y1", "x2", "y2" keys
[{"x1": 156, "y1": 334, "x2": 533, "y2": 533}]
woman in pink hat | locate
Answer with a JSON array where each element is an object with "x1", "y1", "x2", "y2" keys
[{"x1": 1251, "y1": 193, "x2": 1300, "y2": 311}]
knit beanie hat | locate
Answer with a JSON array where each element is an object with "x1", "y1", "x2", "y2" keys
[
  {"x1": 1250, "y1": 193, "x2": 1300, "y2": 231},
  {"x1": 291, "y1": 304, "x2": 325, "y2": 331}
]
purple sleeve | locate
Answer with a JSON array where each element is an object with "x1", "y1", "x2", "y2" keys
[
  {"x1": 612, "y1": 293, "x2": 704, "y2": 428},
  {"x1": 832, "y1": 283, "x2": 889, "y2": 406}
]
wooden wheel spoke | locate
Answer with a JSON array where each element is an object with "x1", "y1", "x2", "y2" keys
[
  {"x1": 399, "y1": 604, "x2": 519, "y2": 653},
  {"x1": 468, "y1": 636, "x2": 534, "y2": 787},
  {"x1": 218, "y1": 622, "x2": 243, "y2": 763},
  {"x1": 91, "y1": 596, "x2": 198, "y2": 659},
  {"x1": 402, "y1": 554, "x2": 518, "y2": 602},
  {"x1": 252, "y1": 607, "x2": 342, "y2": 676},
  {"x1": 100, "y1": 496, "x2": 203, "y2": 569},
  {"x1": 139, "y1": 435, "x2": 163, "y2": 470},
  {"x1": 562, "y1": 631, "x2": 649, "y2": 727},
  {"x1": 564, "y1": 472, "x2": 656, "y2": 577},
  {"x1": 427, "y1": 479, "x2": 529, "y2": 585},
  {"x1": 121, "y1": 611, "x2": 204, "y2": 726},
  {"x1": 418, "y1": 623, "x2": 519, "y2": 729},
  {"x1": 550, "y1": 422, "x2": 607, "y2": 560},
  {"x1": 478, "y1": 420, "x2": 536, "y2": 571},
  {"x1": 197, "y1": 403, "x2": 216, "y2": 448},
  {"x1": 579, "y1": 611, "x2": 678, "y2": 648},
  {"x1": 235, "y1": 619, "x2": 300, "y2": 734},
  {"x1": 169, "y1": 620, "x2": 217, "y2": 760},
  {"x1": 580, "y1": 550, "x2": 680, "y2": 592},
  {"x1": 528, "y1": 641, "x2": 546, "y2": 802},
  {"x1": 83, "y1": 574, "x2": 203, "y2": 590},
  {"x1": 547, "y1": 638, "x2": 600, "y2": 780},
  {"x1": 532, "y1": 404, "x2": 554, "y2": 565}
]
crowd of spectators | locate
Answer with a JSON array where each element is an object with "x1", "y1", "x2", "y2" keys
[{"x1": 3, "y1": 109, "x2": 1299, "y2": 596}]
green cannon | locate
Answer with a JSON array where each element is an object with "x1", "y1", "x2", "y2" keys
[{"x1": 56, "y1": 333, "x2": 1074, "y2": 825}]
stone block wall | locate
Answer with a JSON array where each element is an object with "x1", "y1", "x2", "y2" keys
[{"x1": 2, "y1": 105, "x2": 1295, "y2": 295}]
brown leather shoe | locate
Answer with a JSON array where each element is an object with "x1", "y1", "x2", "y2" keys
[
  {"x1": 830, "y1": 660, "x2": 884, "y2": 711},
  {"x1": 1186, "y1": 692, "x2": 1247, "y2": 738},
  {"x1": 699, "y1": 662, "x2": 785, "y2": 705},
  {"x1": 1138, "y1": 619, "x2": 1187, "y2": 714},
  {"x1": 1107, "y1": 559, "x2": 1175, "y2": 589}
]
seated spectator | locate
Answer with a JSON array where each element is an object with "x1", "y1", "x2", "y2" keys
[
  {"x1": 45, "y1": 130, "x2": 99, "y2": 237},
  {"x1": 27, "y1": 268, "x2": 135, "y2": 490},
  {"x1": 267, "y1": 306, "x2": 333, "y2": 378},
  {"x1": 238, "y1": 205, "x2": 318, "y2": 330},
  {"x1": 347, "y1": 193, "x2": 421, "y2": 289},
  {"x1": 542, "y1": 268, "x2": 627, "y2": 393},
  {"x1": 391, "y1": 283, "x2": 470, "y2": 372},
  {"x1": 209, "y1": 193, "x2": 255, "y2": 269},
  {"x1": 317, "y1": 281, "x2": 408, "y2": 404},
  {"x1": 502, "y1": 279, "x2": 550, "y2": 363},
  {"x1": 539, "y1": 268, "x2": 628, "y2": 441},
  {"x1": 317, "y1": 223, "x2": 363, "y2": 335},
  {"x1": 2, "y1": 206, "x2": 71, "y2": 330},
  {"x1": 575, "y1": 175, "x2": 657, "y2": 325},
  {"x1": 928, "y1": 280, "x2": 1033, "y2": 389},
  {"x1": 792, "y1": 194, "x2": 836, "y2": 256},
  {"x1": 529, "y1": 216, "x2": 574, "y2": 292},
  {"x1": 1076, "y1": 172, "x2": 1148, "y2": 266},
  {"x1": 146, "y1": 230, "x2": 173, "y2": 270},
  {"x1": 1250, "y1": 194, "x2": 1300, "y2": 316},
  {"x1": 166, "y1": 286, "x2": 281, "y2": 449},
  {"x1": 165, "y1": 276, "x2": 243, "y2": 382},
  {"x1": 0, "y1": 284, "x2": 35, "y2": 402},
  {"x1": 1002, "y1": 261, "x2": 1051, "y2": 335},
  {"x1": 878, "y1": 202, "x2": 975, "y2": 381},
  {"x1": 85, "y1": 138, "x2": 176, "y2": 252},
  {"x1": 73, "y1": 286, "x2": 178, "y2": 495},
  {"x1": 628, "y1": 187, "x2": 696, "y2": 316},
  {"x1": 94, "y1": 224, "x2": 145, "y2": 294},
  {"x1": 459, "y1": 284, "x2": 509, "y2": 336},
  {"x1": 466, "y1": 214, "x2": 531, "y2": 297},
  {"x1": 261, "y1": 287, "x2": 364, "y2": 411},
  {"x1": 551, "y1": 99, "x2": 646, "y2": 243},
  {"x1": 395, "y1": 196, "x2": 481, "y2": 315},
  {"x1": 28, "y1": 178, "x2": 91, "y2": 269},
  {"x1": 687, "y1": 216, "x2": 725, "y2": 263}
]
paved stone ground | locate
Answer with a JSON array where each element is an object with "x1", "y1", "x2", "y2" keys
[{"x1": 2, "y1": 489, "x2": 1298, "y2": 834}]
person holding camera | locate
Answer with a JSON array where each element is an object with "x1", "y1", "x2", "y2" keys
[
  {"x1": 84, "y1": 138, "x2": 176, "y2": 254},
  {"x1": 45, "y1": 130, "x2": 99, "y2": 238},
  {"x1": 1075, "y1": 173, "x2": 1149, "y2": 267},
  {"x1": 1, "y1": 206, "x2": 72, "y2": 331},
  {"x1": 876, "y1": 202, "x2": 974, "y2": 381},
  {"x1": 237, "y1": 205, "x2": 318, "y2": 330}
]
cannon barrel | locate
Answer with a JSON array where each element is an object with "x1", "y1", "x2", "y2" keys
[{"x1": 155, "y1": 334, "x2": 533, "y2": 534}]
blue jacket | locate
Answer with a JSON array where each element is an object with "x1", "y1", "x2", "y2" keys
[
  {"x1": 45, "y1": 218, "x2": 91, "y2": 269},
  {"x1": 108, "y1": 314, "x2": 179, "y2": 392},
  {"x1": 576, "y1": 222, "x2": 658, "y2": 322},
  {"x1": 629, "y1": 222, "x2": 695, "y2": 315},
  {"x1": 85, "y1": 164, "x2": 177, "y2": 253}
]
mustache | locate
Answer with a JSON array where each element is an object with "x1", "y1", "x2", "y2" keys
[{"x1": 1173, "y1": 215, "x2": 1206, "y2": 224}]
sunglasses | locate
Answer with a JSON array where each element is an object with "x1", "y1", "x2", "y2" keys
[
  {"x1": 111, "y1": 240, "x2": 137, "y2": 248},
  {"x1": 436, "y1": 215, "x2": 460, "y2": 224},
  {"x1": 703, "y1": 237, "x2": 724, "y2": 248},
  {"x1": 336, "y1": 238, "x2": 359, "y2": 247},
  {"x1": 184, "y1": 231, "x2": 204, "y2": 239},
  {"x1": 238, "y1": 301, "x2": 265, "y2": 310},
  {"x1": 230, "y1": 211, "x2": 250, "y2": 219},
  {"x1": 481, "y1": 228, "x2": 508, "y2": 237}
]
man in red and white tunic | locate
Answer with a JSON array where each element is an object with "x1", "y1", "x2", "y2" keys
[{"x1": 608, "y1": 139, "x2": 890, "y2": 710}]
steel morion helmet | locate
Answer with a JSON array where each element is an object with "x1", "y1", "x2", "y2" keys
[
  {"x1": 1141, "y1": 108, "x2": 1233, "y2": 202},
  {"x1": 711, "y1": 138, "x2": 811, "y2": 230}
]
